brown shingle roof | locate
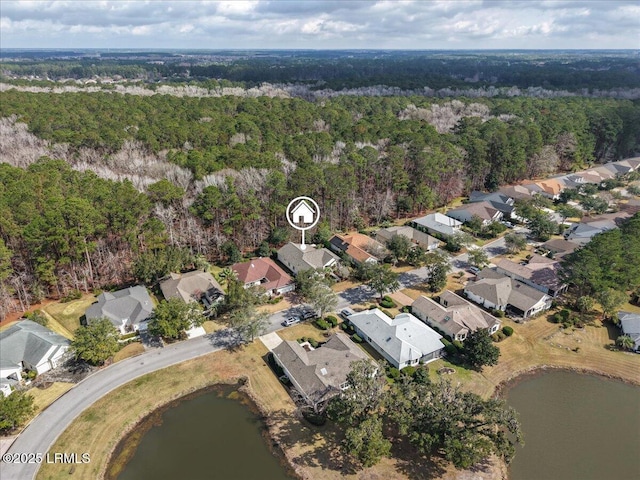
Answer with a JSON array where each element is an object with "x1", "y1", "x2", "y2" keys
[{"x1": 231, "y1": 258, "x2": 292, "y2": 292}]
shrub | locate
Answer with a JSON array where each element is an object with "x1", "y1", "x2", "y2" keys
[
  {"x1": 368, "y1": 304, "x2": 377, "y2": 310},
  {"x1": 326, "y1": 315, "x2": 339, "y2": 327},
  {"x1": 380, "y1": 299, "x2": 395, "y2": 308},
  {"x1": 381, "y1": 309, "x2": 394, "y2": 319},
  {"x1": 315, "y1": 319, "x2": 330, "y2": 330},
  {"x1": 61, "y1": 289, "x2": 82, "y2": 303},
  {"x1": 492, "y1": 309, "x2": 505, "y2": 318},
  {"x1": 453, "y1": 340, "x2": 464, "y2": 351},
  {"x1": 120, "y1": 331, "x2": 140, "y2": 340},
  {"x1": 400, "y1": 306, "x2": 411, "y2": 313},
  {"x1": 387, "y1": 367, "x2": 401, "y2": 380},
  {"x1": 401, "y1": 366, "x2": 416, "y2": 377},
  {"x1": 309, "y1": 339, "x2": 320, "y2": 348},
  {"x1": 352, "y1": 334, "x2": 363, "y2": 343},
  {"x1": 491, "y1": 331, "x2": 506, "y2": 342},
  {"x1": 502, "y1": 326, "x2": 514, "y2": 337},
  {"x1": 441, "y1": 338, "x2": 457, "y2": 355},
  {"x1": 382, "y1": 295, "x2": 394, "y2": 303},
  {"x1": 24, "y1": 310, "x2": 48, "y2": 326},
  {"x1": 302, "y1": 410, "x2": 327, "y2": 426}
]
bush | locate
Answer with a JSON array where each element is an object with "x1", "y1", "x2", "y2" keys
[
  {"x1": 387, "y1": 367, "x2": 401, "y2": 380},
  {"x1": 267, "y1": 296, "x2": 283, "y2": 305},
  {"x1": 309, "y1": 339, "x2": 320, "y2": 348},
  {"x1": 441, "y1": 338, "x2": 457, "y2": 355},
  {"x1": 352, "y1": 334, "x2": 363, "y2": 343},
  {"x1": 453, "y1": 340, "x2": 464, "y2": 351},
  {"x1": 120, "y1": 331, "x2": 140, "y2": 340},
  {"x1": 381, "y1": 309, "x2": 394, "y2": 319},
  {"x1": 400, "y1": 305, "x2": 411, "y2": 313},
  {"x1": 401, "y1": 366, "x2": 416, "y2": 377},
  {"x1": 502, "y1": 326, "x2": 514, "y2": 337},
  {"x1": 492, "y1": 309, "x2": 506, "y2": 318},
  {"x1": 491, "y1": 331, "x2": 506, "y2": 342},
  {"x1": 302, "y1": 410, "x2": 327, "y2": 426},
  {"x1": 380, "y1": 299, "x2": 395, "y2": 308},
  {"x1": 61, "y1": 289, "x2": 82, "y2": 303},
  {"x1": 315, "y1": 319, "x2": 330, "y2": 330},
  {"x1": 326, "y1": 315, "x2": 339, "y2": 327},
  {"x1": 24, "y1": 310, "x2": 48, "y2": 326},
  {"x1": 368, "y1": 304, "x2": 377, "y2": 310}
]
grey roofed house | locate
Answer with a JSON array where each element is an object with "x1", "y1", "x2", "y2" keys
[
  {"x1": 276, "y1": 242, "x2": 341, "y2": 275},
  {"x1": 375, "y1": 225, "x2": 440, "y2": 251},
  {"x1": 85, "y1": 285, "x2": 154, "y2": 334},
  {"x1": 618, "y1": 311, "x2": 640, "y2": 351},
  {"x1": 446, "y1": 201, "x2": 503, "y2": 225},
  {"x1": 468, "y1": 191, "x2": 515, "y2": 216},
  {"x1": 411, "y1": 291, "x2": 501, "y2": 342},
  {"x1": 498, "y1": 185, "x2": 535, "y2": 201},
  {"x1": 465, "y1": 269, "x2": 552, "y2": 319},
  {"x1": 0, "y1": 320, "x2": 70, "y2": 377},
  {"x1": 495, "y1": 255, "x2": 566, "y2": 297},
  {"x1": 411, "y1": 213, "x2": 462, "y2": 238},
  {"x1": 347, "y1": 309, "x2": 445, "y2": 369},
  {"x1": 271, "y1": 332, "x2": 371, "y2": 404},
  {"x1": 159, "y1": 270, "x2": 224, "y2": 307},
  {"x1": 541, "y1": 238, "x2": 580, "y2": 257}
]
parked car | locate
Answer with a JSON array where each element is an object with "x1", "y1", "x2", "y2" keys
[
  {"x1": 468, "y1": 266, "x2": 481, "y2": 275},
  {"x1": 501, "y1": 221, "x2": 514, "y2": 228},
  {"x1": 302, "y1": 311, "x2": 316, "y2": 320},
  {"x1": 340, "y1": 308, "x2": 355, "y2": 320},
  {"x1": 282, "y1": 316, "x2": 301, "y2": 327}
]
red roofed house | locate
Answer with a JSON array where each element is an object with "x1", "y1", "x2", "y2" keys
[{"x1": 231, "y1": 258, "x2": 295, "y2": 296}]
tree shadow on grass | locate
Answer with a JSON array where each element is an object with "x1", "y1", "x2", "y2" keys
[{"x1": 390, "y1": 434, "x2": 448, "y2": 480}]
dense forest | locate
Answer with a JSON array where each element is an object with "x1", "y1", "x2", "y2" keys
[
  {"x1": 2, "y1": 50, "x2": 639, "y2": 92},
  {"x1": 1, "y1": 59, "x2": 639, "y2": 318}
]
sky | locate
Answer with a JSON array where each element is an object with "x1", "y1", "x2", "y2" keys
[{"x1": 1, "y1": 1, "x2": 639, "y2": 50}]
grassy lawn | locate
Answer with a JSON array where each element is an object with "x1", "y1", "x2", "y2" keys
[
  {"x1": 43, "y1": 294, "x2": 96, "y2": 335},
  {"x1": 112, "y1": 343, "x2": 145, "y2": 363},
  {"x1": 277, "y1": 321, "x2": 335, "y2": 343},
  {"x1": 331, "y1": 279, "x2": 362, "y2": 293},
  {"x1": 202, "y1": 319, "x2": 225, "y2": 334},
  {"x1": 28, "y1": 382, "x2": 75, "y2": 415},
  {"x1": 258, "y1": 297, "x2": 292, "y2": 314}
]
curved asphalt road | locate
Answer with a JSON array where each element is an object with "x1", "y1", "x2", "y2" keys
[{"x1": 1, "y1": 330, "x2": 238, "y2": 480}]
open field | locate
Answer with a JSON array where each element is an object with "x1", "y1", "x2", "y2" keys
[
  {"x1": 42, "y1": 295, "x2": 96, "y2": 335},
  {"x1": 28, "y1": 383, "x2": 75, "y2": 415}
]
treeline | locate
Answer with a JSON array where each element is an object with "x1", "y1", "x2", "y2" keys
[{"x1": 2, "y1": 52, "x2": 639, "y2": 91}]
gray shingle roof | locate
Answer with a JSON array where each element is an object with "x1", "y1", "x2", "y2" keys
[
  {"x1": 618, "y1": 311, "x2": 640, "y2": 350},
  {"x1": 159, "y1": 270, "x2": 223, "y2": 304},
  {"x1": 85, "y1": 285, "x2": 154, "y2": 330},
  {"x1": 0, "y1": 320, "x2": 70, "y2": 371},
  {"x1": 375, "y1": 226, "x2": 439, "y2": 249},
  {"x1": 277, "y1": 242, "x2": 340, "y2": 274},
  {"x1": 465, "y1": 272, "x2": 549, "y2": 313},
  {"x1": 348, "y1": 309, "x2": 444, "y2": 366},
  {"x1": 272, "y1": 333, "x2": 370, "y2": 401},
  {"x1": 412, "y1": 291, "x2": 500, "y2": 337}
]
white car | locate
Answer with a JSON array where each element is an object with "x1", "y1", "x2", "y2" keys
[{"x1": 340, "y1": 308, "x2": 355, "y2": 319}]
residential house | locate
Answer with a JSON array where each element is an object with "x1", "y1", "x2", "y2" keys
[
  {"x1": 160, "y1": 270, "x2": 224, "y2": 310},
  {"x1": 411, "y1": 291, "x2": 501, "y2": 342},
  {"x1": 618, "y1": 311, "x2": 640, "y2": 351},
  {"x1": 271, "y1": 332, "x2": 371, "y2": 405},
  {"x1": 446, "y1": 201, "x2": 503, "y2": 225},
  {"x1": 329, "y1": 233, "x2": 386, "y2": 265},
  {"x1": 563, "y1": 212, "x2": 631, "y2": 245},
  {"x1": 541, "y1": 239, "x2": 580, "y2": 258},
  {"x1": 499, "y1": 185, "x2": 535, "y2": 201},
  {"x1": 231, "y1": 257, "x2": 295, "y2": 296},
  {"x1": 375, "y1": 225, "x2": 440, "y2": 251},
  {"x1": 520, "y1": 182, "x2": 543, "y2": 196},
  {"x1": 533, "y1": 179, "x2": 564, "y2": 200},
  {"x1": 347, "y1": 309, "x2": 445, "y2": 368},
  {"x1": 495, "y1": 255, "x2": 567, "y2": 297},
  {"x1": 85, "y1": 286, "x2": 154, "y2": 334},
  {"x1": 0, "y1": 320, "x2": 71, "y2": 394},
  {"x1": 411, "y1": 213, "x2": 462, "y2": 238},
  {"x1": 277, "y1": 242, "x2": 341, "y2": 275},
  {"x1": 615, "y1": 157, "x2": 640, "y2": 172},
  {"x1": 464, "y1": 269, "x2": 552, "y2": 319},
  {"x1": 469, "y1": 191, "x2": 515, "y2": 217}
]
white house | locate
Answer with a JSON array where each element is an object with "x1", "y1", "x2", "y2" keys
[
  {"x1": 411, "y1": 213, "x2": 462, "y2": 238},
  {"x1": 0, "y1": 320, "x2": 71, "y2": 386},
  {"x1": 347, "y1": 309, "x2": 445, "y2": 368},
  {"x1": 291, "y1": 200, "x2": 315, "y2": 224}
]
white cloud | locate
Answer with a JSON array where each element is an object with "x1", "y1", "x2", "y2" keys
[{"x1": 0, "y1": 0, "x2": 637, "y2": 49}]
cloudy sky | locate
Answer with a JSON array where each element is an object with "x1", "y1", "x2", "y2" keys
[{"x1": 1, "y1": 1, "x2": 638, "y2": 50}]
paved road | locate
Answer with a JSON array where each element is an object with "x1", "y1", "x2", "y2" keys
[
  {"x1": 1, "y1": 329, "x2": 239, "y2": 480},
  {"x1": 2, "y1": 233, "x2": 519, "y2": 480}
]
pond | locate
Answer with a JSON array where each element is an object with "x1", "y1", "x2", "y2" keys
[
  {"x1": 506, "y1": 370, "x2": 640, "y2": 480},
  {"x1": 110, "y1": 386, "x2": 296, "y2": 480}
]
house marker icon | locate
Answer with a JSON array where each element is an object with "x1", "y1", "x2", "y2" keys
[{"x1": 286, "y1": 196, "x2": 320, "y2": 250}]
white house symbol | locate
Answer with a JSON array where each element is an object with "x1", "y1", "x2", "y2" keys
[{"x1": 291, "y1": 200, "x2": 315, "y2": 224}]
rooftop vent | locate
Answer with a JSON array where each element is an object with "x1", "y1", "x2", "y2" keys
[{"x1": 320, "y1": 368, "x2": 328, "y2": 376}]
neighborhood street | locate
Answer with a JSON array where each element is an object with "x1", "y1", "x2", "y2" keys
[{"x1": 2, "y1": 231, "x2": 516, "y2": 480}]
